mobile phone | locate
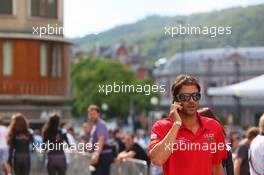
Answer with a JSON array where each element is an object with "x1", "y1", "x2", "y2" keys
[
  {"x1": 172, "y1": 97, "x2": 182, "y2": 113},
  {"x1": 172, "y1": 96, "x2": 178, "y2": 103}
]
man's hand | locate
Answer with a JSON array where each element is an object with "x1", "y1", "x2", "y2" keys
[
  {"x1": 117, "y1": 151, "x2": 136, "y2": 162},
  {"x1": 169, "y1": 102, "x2": 182, "y2": 121},
  {"x1": 90, "y1": 152, "x2": 99, "y2": 165},
  {"x1": 5, "y1": 163, "x2": 11, "y2": 174},
  {"x1": 90, "y1": 135, "x2": 104, "y2": 165},
  {"x1": 212, "y1": 163, "x2": 225, "y2": 175},
  {"x1": 117, "y1": 151, "x2": 127, "y2": 161},
  {"x1": 150, "y1": 102, "x2": 182, "y2": 166},
  {"x1": 234, "y1": 157, "x2": 242, "y2": 175}
]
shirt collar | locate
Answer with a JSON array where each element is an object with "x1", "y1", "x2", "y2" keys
[
  {"x1": 174, "y1": 111, "x2": 210, "y2": 131},
  {"x1": 196, "y1": 112, "x2": 211, "y2": 130}
]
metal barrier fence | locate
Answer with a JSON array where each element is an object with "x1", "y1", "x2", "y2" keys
[
  {"x1": 110, "y1": 158, "x2": 148, "y2": 175},
  {"x1": 67, "y1": 153, "x2": 91, "y2": 175},
  {"x1": 33, "y1": 152, "x2": 148, "y2": 175},
  {"x1": 32, "y1": 152, "x2": 92, "y2": 175}
]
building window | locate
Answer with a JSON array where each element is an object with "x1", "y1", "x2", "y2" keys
[
  {"x1": 31, "y1": 0, "x2": 57, "y2": 18},
  {"x1": 48, "y1": 0, "x2": 57, "y2": 18},
  {"x1": 50, "y1": 44, "x2": 57, "y2": 78},
  {"x1": 50, "y1": 44, "x2": 63, "y2": 78},
  {"x1": 0, "y1": 0, "x2": 12, "y2": 14},
  {"x1": 3, "y1": 41, "x2": 13, "y2": 76},
  {"x1": 40, "y1": 43, "x2": 48, "y2": 77},
  {"x1": 57, "y1": 45, "x2": 62, "y2": 77}
]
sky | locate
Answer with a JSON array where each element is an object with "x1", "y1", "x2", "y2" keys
[{"x1": 64, "y1": 0, "x2": 263, "y2": 38}]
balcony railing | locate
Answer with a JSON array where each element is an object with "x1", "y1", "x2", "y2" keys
[{"x1": 0, "y1": 80, "x2": 68, "y2": 96}]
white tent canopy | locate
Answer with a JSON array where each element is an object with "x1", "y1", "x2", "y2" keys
[{"x1": 207, "y1": 74, "x2": 264, "y2": 98}]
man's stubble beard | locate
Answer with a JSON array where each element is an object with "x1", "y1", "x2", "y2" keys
[{"x1": 181, "y1": 103, "x2": 199, "y2": 118}]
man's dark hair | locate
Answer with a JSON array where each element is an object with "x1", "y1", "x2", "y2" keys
[
  {"x1": 171, "y1": 74, "x2": 201, "y2": 97},
  {"x1": 198, "y1": 107, "x2": 226, "y2": 136},
  {"x1": 0, "y1": 116, "x2": 3, "y2": 125},
  {"x1": 87, "y1": 104, "x2": 101, "y2": 114},
  {"x1": 246, "y1": 127, "x2": 259, "y2": 140},
  {"x1": 198, "y1": 107, "x2": 220, "y2": 123},
  {"x1": 127, "y1": 132, "x2": 135, "y2": 139}
]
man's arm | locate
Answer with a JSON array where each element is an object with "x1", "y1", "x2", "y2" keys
[
  {"x1": 213, "y1": 163, "x2": 225, "y2": 175},
  {"x1": 117, "y1": 151, "x2": 136, "y2": 161},
  {"x1": 149, "y1": 124, "x2": 180, "y2": 166},
  {"x1": 212, "y1": 121, "x2": 228, "y2": 175},
  {"x1": 234, "y1": 157, "x2": 242, "y2": 175},
  {"x1": 149, "y1": 102, "x2": 182, "y2": 166},
  {"x1": 90, "y1": 135, "x2": 104, "y2": 165}
]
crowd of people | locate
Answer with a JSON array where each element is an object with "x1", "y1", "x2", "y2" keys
[
  {"x1": 0, "y1": 108, "x2": 263, "y2": 175},
  {"x1": 0, "y1": 76, "x2": 263, "y2": 175},
  {"x1": 0, "y1": 105, "x2": 151, "y2": 175},
  {"x1": 0, "y1": 109, "x2": 263, "y2": 175}
]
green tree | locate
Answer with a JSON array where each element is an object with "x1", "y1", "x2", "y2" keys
[{"x1": 71, "y1": 56, "x2": 160, "y2": 119}]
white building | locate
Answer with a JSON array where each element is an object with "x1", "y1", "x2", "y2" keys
[{"x1": 154, "y1": 47, "x2": 264, "y2": 126}]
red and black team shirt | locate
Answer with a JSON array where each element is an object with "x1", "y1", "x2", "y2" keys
[{"x1": 148, "y1": 112, "x2": 227, "y2": 175}]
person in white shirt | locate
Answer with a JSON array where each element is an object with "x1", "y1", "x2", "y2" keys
[
  {"x1": 248, "y1": 114, "x2": 264, "y2": 175},
  {"x1": 63, "y1": 124, "x2": 76, "y2": 164},
  {"x1": 134, "y1": 129, "x2": 148, "y2": 150},
  {"x1": 0, "y1": 116, "x2": 9, "y2": 174}
]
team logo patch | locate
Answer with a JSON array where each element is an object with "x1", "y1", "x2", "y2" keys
[
  {"x1": 176, "y1": 137, "x2": 189, "y2": 143},
  {"x1": 207, "y1": 137, "x2": 215, "y2": 141},
  {"x1": 151, "y1": 133, "x2": 157, "y2": 139},
  {"x1": 203, "y1": 133, "x2": 215, "y2": 141},
  {"x1": 150, "y1": 140, "x2": 158, "y2": 145}
]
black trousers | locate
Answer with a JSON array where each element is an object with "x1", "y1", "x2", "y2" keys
[
  {"x1": 14, "y1": 154, "x2": 30, "y2": 175},
  {"x1": 47, "y1": 154, "x2": 67, "y2": 175},
  {"x1": 92, "y1": 152, "x2": 113, "y2": 175}
]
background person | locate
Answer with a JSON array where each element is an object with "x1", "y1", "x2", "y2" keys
[
  {"x1": 63, "y1": 124, "x2": 76, "y2": 164},
  {"x1": 88, "y1": 104, "x2": 114, "y2": 175},
  {"x1": 7, "y1": 113, "x2": 34, "y2": 175},
  {"x1": 112, "y1": 128, "x2": 126, "y2": 155},
  {"x1": 229, "y1": 131, "x2": 243, "y2": 156},
  {"x1": 43, "y1": 113, "x2": 69, "y2": 175},
  {"x1": 0, "y1": 116, "x2": 9, "y2": 174},
  {"x1": 134, "y1": 129, "x2": 148, "y2": 150},
  {"x1": 117, "y1": 133, "x2": 150, "y2": 165},
  {"x1": 80, "y1": 122, "x2": 91, "y2": 145},
  {"x1": 198, "y1": 107, "x2": 234, "y2": 175},
  {"x1": 234, "y1": 127, "x2": 259, "y2": 175},
  {"x1": 248, "y1": 114, "x2": 264, "y2": 175},
  {"x1": 32, "y1": 129, "x2": 44, "y2": 175}
]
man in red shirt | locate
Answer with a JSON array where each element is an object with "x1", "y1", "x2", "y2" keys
[{"x1": 149, "y1": 75, "x2": 227, "y2": 175}]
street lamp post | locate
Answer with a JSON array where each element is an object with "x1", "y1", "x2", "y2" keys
[
  {"x1": 150, "y1": 96, "x2": 159, "y2": 106},
  {"x1": 101, "y1": 103, "x2": 108, "y2": 119},
  {"x1": 177, "y1": 19, "x2": 186, "y2": 74},
  {"x1": 148, "y1": 97, "x2": 159, "y2": 131},
  {"x1": 129, "y1": 98, "x2": 136, "y2": 131},
  {"x1": 234, "y1": 61, "x2": 241, "y2": 125}
]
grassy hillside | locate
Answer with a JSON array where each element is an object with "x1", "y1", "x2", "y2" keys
[{"x1": 73, "y1": 4, "x2": 264, "y2": 60}]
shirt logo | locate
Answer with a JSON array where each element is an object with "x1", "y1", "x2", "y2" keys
[
  {"x1": 207, "y1": 137, "x2": 214, "y2": 141},
  {"x1": 151, "y1": 133, "x2": 157, "y2": 139},
  {"x1": 203, "y1": 133, "x2": 215, "y2": 141},
  {"x1": 176, "y1": 137, "x2": 189, "y2": 143},
  {"x1": 150, "y1": 140, "x2": 158, "y2": 145}
]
